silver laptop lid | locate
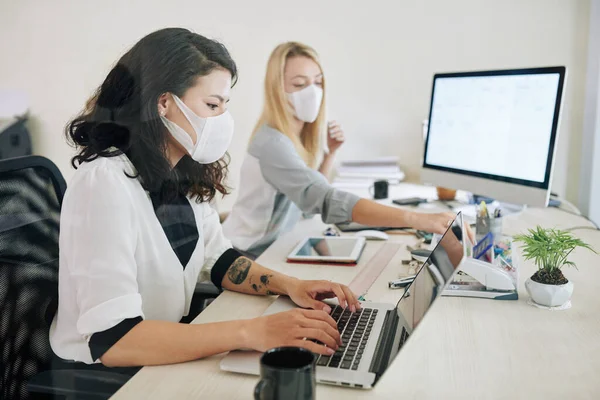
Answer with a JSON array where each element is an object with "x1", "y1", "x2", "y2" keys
[{"x1": 378, "y1": 212, "x2": 466, "y2": 375}]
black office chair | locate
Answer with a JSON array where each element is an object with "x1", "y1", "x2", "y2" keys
[{"x1": 0, "y1": 156, "x2": 130, "y2": 400}]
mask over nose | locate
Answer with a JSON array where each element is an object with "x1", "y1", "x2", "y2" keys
[
  {"x1": 287, "y1": 84, "x2": 323, "y2": 123},
  {"x1": 161, "y1": 94, "x2": 234, "y2": 164}
]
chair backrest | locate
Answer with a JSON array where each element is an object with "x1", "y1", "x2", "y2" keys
[{"x1": 0, "y1": 156, "x2": 66, "y2": 400}]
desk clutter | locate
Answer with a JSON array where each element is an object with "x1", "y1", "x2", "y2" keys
[
  {"x1": 475, "y1": 201, "x2": 503, "y2": 244},
  {"x1": 442, "y1": 204, "x2": 518, "y2": 300},
  {"x1": 335, "y1": 208, "x2": 520, "y2": 302},
  {"x1": 389, "y1": 259, "x2": 421, "y2": 289},
  {"x1": 443, "y1": 236, "x2": 518, "y2": 300}
]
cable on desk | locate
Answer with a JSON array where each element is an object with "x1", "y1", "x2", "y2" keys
[
  {"x1": 550, "y1": 207, "x2": 599, "y2": 230},
  {"x1": 550, "y1": 196, "x2": 581, "y2": 215},
  {"x1": 565, "y1": 226, "x2": 600, "y2": 233}
]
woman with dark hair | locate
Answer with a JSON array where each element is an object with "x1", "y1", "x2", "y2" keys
[{"x1": 50, "y1": 28, "x2": 360, "y2": 374}]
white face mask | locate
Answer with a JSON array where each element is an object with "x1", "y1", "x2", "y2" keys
[
  {"x1": 287, "y1": 84, "x2": 323, "y2": 123},
  {"x1": 160, "y1": 95, "x2": 234, "y2": 164}
]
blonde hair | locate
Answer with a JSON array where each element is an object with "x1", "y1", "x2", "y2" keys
[{"x1": 252, "y1": 42, "x2": 326, "y2": 168}]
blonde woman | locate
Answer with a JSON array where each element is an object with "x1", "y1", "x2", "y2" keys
[{"x1": 223, "y1": 42, "x2": 453, "y2": 258}]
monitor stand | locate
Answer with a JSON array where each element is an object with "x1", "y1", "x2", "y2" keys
[
  {"x1": 449, "y1": 194, "x2": 527, "y2": 223},
  {"x1": 472, "y1": 194, "x2": 495, "y2": 204},
  {"x1": 472, "y1": 194, "x2": 527, "y2": 216}
]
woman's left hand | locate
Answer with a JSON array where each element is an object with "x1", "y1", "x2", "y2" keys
[
  {"x1": 286, "y1": 279, "x2": 361, "y2": 313},
  {"x1": 327, "y1": 121, "x2": 345, "y2": 154}
]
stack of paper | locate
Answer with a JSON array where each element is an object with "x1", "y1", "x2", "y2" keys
[{"x1": 332, "y1": 157, "x2": 405, "y2": 189}]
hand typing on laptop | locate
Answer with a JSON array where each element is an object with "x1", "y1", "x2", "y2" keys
[
  {"x1": 286, "y1": 279, "x2": 361, "y2": 313},
  {"x1": 238, "y1": 278, "x2": 361, "y2": 356},
  {"x1": 242, "y1": 309, "x2": 341, "y2": 355}
]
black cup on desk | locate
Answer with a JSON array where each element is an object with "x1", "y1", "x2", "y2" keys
[
  {"x1": 370, "y1": 180, "x2": 389, "y2": 200},
  {"x1": 254, "y1": 347, "x2": 316, "y2": 400}
]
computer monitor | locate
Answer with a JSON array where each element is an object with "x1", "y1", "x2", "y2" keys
[{"x1": 421, "y1": 67, "x2": 566, "y2": 207}]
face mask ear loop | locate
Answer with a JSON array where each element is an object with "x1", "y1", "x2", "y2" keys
[{"x1": 172, "y1": 94, "x2": 203, "y2": 148}]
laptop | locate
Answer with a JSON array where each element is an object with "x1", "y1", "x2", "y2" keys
[{"x1": 221, "y1": 213, "x2": 466, "y2": 389}]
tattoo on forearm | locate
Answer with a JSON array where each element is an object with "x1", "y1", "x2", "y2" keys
[
  {"x1": 260, "y1": 274, "x2": 273, "y2": 286},
  {"x1": 227, "y1": 257, "x2": 252, "y2": 285},
  {"x1": 248, "y1": 274, "x2": 277, "y2": 294},
  {"x1": 249, "y1": 276, "x2": 260, "y2": 292}
]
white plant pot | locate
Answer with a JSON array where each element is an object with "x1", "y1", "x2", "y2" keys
[{"x1": 525, "y1": 277, "x2": 574, "y2": 307}]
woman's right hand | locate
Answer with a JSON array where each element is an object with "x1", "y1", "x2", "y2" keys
[
  {"x1": 242, "y1": 309, "x2": 341, "y2": 355},
  {"x1": 411, "y1": 212, "x2": 457, "y2": 234}
]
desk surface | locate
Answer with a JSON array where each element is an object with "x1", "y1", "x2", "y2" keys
[{"x1": 112, "y1": 185, "x2": 600, "y2": 400}]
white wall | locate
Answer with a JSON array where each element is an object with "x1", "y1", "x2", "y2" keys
[
  {"x1": 591, "y1": 111, "x2": 600, "y2": 225},
  {"x1": 580, "y1": 0, "x2": 600, "y2": 225},
  {"x1": 0, "y1": 0, "x2": 590, "y2": 211}
]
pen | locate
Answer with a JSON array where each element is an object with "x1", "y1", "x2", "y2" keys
[{"x1": 388, "y1": 275, "x2": 416, "y2": 289}]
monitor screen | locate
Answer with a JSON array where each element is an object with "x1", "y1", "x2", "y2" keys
[{"x1": 423, "y1": 68, "x2": 564, "y2": 189}]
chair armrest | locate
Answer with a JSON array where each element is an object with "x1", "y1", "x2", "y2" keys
[
  {"x1": 194, "y1": 282, "x2": 221, "y2": 297},
  {"x1": 28, "y1": 369, "x2": 131, "y2": 400}
]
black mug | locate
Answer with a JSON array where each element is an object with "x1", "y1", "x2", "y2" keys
[
  {"x1": 254, "y1": 347, "x2": 316, "y2": 400},
  {"x1": 370, "y1": 180, "x2": 389, "y2": 200}
]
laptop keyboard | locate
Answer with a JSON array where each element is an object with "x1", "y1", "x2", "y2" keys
[
  {"x1": 315, "y1": 306, "x2": 377, "y2": 370},
  {"x1": 399, "y1": 326, "x2": 409, "y2": 349}
]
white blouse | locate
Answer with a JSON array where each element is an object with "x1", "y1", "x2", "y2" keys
[{"x1": 49, "y1": 154, "x2": 231, "y2": 364}]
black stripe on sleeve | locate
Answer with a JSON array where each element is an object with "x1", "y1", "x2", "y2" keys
[
  {"x1": 89, "y1": 316, "x2": 143, "y2": 362},
  {"x1": 211, "y1": 248, "x2": 243, "y2": 290}
]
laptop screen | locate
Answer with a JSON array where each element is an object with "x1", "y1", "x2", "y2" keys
[{"x1": 379, "y1": 213, "x2": 466, "y2": 375}]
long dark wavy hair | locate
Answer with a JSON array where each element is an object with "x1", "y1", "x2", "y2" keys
[{"x1": 66, "y1": 28, "x2": 237, "y2": 202}]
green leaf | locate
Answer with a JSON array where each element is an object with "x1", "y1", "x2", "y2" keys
[{"x1": 513, "y1": 226, "x2": 596, "y2": 272}]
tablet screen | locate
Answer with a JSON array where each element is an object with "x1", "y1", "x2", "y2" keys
[{"x1": 294, "y1": 238, "x2": 358, "y2": 258}]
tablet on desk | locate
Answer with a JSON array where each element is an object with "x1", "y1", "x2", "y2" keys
[{"x1": 287, "y1": 236, "x2": 366, "y2": 265}]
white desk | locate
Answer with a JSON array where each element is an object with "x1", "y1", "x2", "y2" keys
[{"x1": 112, "y1": 184, "x2": 600, "y2": 399}]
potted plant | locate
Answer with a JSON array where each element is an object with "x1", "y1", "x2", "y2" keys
[{"x1": 514, "y1": 226, "x2": 596, "y2": 307}]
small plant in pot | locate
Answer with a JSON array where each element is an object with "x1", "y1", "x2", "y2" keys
[{"x1": 514, "y1": 226, "x2": 596, "y2": 307}]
